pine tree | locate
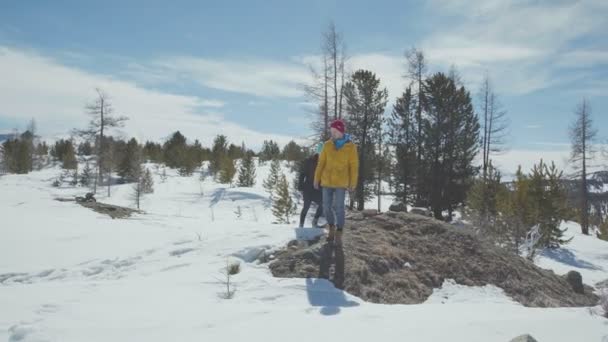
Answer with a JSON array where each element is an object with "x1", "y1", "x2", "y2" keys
[
  {"x1": 272, "y1": 174, "x2": 296, "y2": 224},
  {"x1": 263, "y1": 159, "x2": 281, "y2": 195},
  {"x1": 1, "y1": 134, "x2": 34, "y2": 174},
  {"x1": 227, "y1": 143, "x2": 244, "y2": 160},
  {"x1": 344, "y1": 69, "x2": 388, "y2": 210},
  {"x1": 132, "y1": 174, "x2": 143, "y2": 210},
  {"x1": 80, "y1": 161, "x2": 93, "y2": 187},
  {"x1": 70, "y1": 164, "x2": 79, "y2": 186},
  {"x1": 118, "y1": 138, "x2": 141, "y2": 182},
  {"x1": 209, "y1": 135, "x2": 228, "y2": 175},
  {"x1": 61, "y1": 141, "x2": 78, "y2": 170},
  {"x1": 237, "y1": 151, "x2": 256, "y2": 187},
  {"x1": 528, "y1": 160, "x2": 571, "y2": 249},
  {"x1": 131, "y1": 165, "x2": 153, "y2": 209},
  {"x1": 466, "y1": 162, "x2": 506, "y2": 239},
  {"x1": 422, "y1": 72, "x2": 480, "y2": 220},
  {"x1": 281, "y1": 141, "x2": 305, "y2": 162},
  {"x1": 259, "y1": 140, "x2": 281, "y2": 163},
  {"x1": 218, "y1": 156, "x2": 236, "y2": 185},
  {"x1": 387, "y1": 86, "x2": 417, "y2": 206},
  {"x1": 142, "y1": 168, "x2": 154, "y2": 194},
  {"x1": 497, "y1": 166, "x2": 533, "y2": 253}
]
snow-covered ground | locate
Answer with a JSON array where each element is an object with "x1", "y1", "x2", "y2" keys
[{"x1": 1, "y1": 162, "x2": 607, "y2": 342}]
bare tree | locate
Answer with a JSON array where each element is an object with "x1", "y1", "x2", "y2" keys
[
  {"x1": 324, "y1": 21, "x2": 348, "y2": 120},
  {"x1": 405, "y1": 47, "x2": 427, "y2": 205},
  {"x1": 304, "y1": 21, "x2": 348, "y2": 141},
  {"x1": 569, "y1": 98, "x2": 597, "y2": 235},
  {"x1": 478, "y1": 74, "x2": 509, "y2": 180},
  {"x1": 75, "y1": 88, "x2": 127, "y2": 195},
  {"x1": 303, "y1": 56, "x2": 330, "y2": 140}
]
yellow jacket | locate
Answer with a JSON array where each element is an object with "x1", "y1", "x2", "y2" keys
[{"x1": 314, "y1": 139, "x2": 359, "y2": 189}]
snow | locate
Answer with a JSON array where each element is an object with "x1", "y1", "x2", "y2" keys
[
  {"x1": 1, "y1": 163, "x2": 608, "y2": 342},
  {"x1": 536, "y1": 221, "x2": 608, "y2": 285}
]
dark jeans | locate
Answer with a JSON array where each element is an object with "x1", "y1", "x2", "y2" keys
[{"x1": 300, "y1": 195, "x2": 323, "y2": 227}]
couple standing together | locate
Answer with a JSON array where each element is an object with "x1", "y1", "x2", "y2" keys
[{"x1": 297, "y1": 119, "x2": 359, "y2": 246}]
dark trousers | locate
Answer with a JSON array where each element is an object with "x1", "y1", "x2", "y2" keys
[{"x1": 300, "y1": 195, "x2": 323, "y2": 226}]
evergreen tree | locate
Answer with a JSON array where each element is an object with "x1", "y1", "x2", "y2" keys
[
  {"x1": 80, "y1": 161, "x2": 93, "y2": 187},
  {"x1": 163, "y1": 131, "x2": 188, "y2": 168},
  {"x1": 209, "y1": 135, "x2": 228, "y2": 175},
  {"x1": 218, "y1": 156, "x2": 236, "y2": 185},
  {"x1": 466, "y1": 162, "x2": 506, "y2": 238},
  {"x1": 422, "y1": 72, "x2": 480, "y2": 220},
  {"x1": 118, "y1": 138, "x2": 141, "y2": 182},
  {"x1": 131, "y1": 165, "x2": 154, "y2": 209},
  {"x1": 143, "y1": 141, "x2": 163, "y2": 162},
  {"x1": 259, "y1": 140, "x2": 281, "y2": 162},
  {"x1": 142, "y1": 168, "x2": 154, "y2": 194},
  {"x1": 1, "y1": 134, "x2": 33, "y2": 174},
  {"x1": 237, "y1": 151, "x2": 256, "y2": 187},
  {"x1": 528, "y1": 160, "x2": 571, "y2": 248},
  {"x1": 271, "y1": 174, "x2": 296, "y2": 224},
  {"x1": 344, "y1": 69, "x2": 388, "y2": 210},
  {"x1": 281, "y1": 141, "x2": 305, "y2": 162},
  {"x1": 499, "y1": 166, "x2": 533, "y2": 253},
  {"x1": 132, "y1": 170, "x2": 144, "y2": 210},
  {"x1": 387, "y1": 86, "x2": 417, "y2": 206},
  {"x1": 77, "y1": 141, "x2": 93, "y2": 156},
  {"x1": 61, "y1": 141, "x2": 78, "y2": 170},
  {"x1": 70, "y1": 165, "x2": 79, "y2": 186},
  {"x1": 263, "y1": 159, "x2": 281, "y2": 195},
  {"x1": 227, "y1": 143, "x2": 244, "y2": 160}
]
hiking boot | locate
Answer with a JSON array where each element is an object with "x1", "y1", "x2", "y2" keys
[
  {"x1": 311, "y1": 217, "x2": 319, "y2": 228},
  {"x1": 326, "y1": 224, "x2": 336, "y2": 243},
  {"x1": 334, "y1": 230, "x2": 343, "y2": 246}
]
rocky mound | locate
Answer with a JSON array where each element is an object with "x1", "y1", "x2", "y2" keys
[{"x1": 269, "y1": 211, "x2": 599, "y2": 307}]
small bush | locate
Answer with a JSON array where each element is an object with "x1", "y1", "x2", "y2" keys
[{"x1": 227, "y1": 261, "x2": 241, "y2": 275}]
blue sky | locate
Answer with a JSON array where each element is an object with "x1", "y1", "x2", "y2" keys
[{"x1": 1, "y1": 0, "x2": 607, "y2": 172}]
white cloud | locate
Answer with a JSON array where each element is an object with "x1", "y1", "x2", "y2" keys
[
  {"x1": 421, "y1": 0, "x2": 608, "y2": 95},
  {"x1": 350, "y1": 53, "x2": 405, "y2": 101},
  {"x1": 0, "y1": 46, "x2": 297, "y2": 149},
  {"x1": 148, "y1": 56, "x2": 312, "y2": 98}
]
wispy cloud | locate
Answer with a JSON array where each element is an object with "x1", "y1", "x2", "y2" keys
[
  {"x1": 421, "y1": 0, "x2": 608, "y2": 95},
  {"x1": 143, "y1": 56, "x2": 312, "y2": 98}
]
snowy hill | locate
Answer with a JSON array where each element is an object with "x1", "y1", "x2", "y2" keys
[{"x1": 1, "y1": 162, "x2": 607, "y2": 342}]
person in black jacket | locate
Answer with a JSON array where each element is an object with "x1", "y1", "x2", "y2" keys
[{"x1": 297, "y1": 143, "x2": 324, "y2": 228}]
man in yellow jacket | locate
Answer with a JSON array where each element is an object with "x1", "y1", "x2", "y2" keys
[{"x1": 314, "y1": 119, "x2": 359, "y2": 246}]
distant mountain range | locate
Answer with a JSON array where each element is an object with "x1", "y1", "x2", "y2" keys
[{"x1": 0, "y1": 133, "x2": 14, "y2": 143}]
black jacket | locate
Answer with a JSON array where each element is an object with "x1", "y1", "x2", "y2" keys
[{"x1": 298, "y1": 154, "x2": 322, "y2": 202}]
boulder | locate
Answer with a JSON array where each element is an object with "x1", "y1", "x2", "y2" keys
[
  {"x1": 389, "y1": 202, "x2": 407, "y2": 212},
  {"x1": 565, "y1": 270, "x2": 584, "y2": 294}
]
